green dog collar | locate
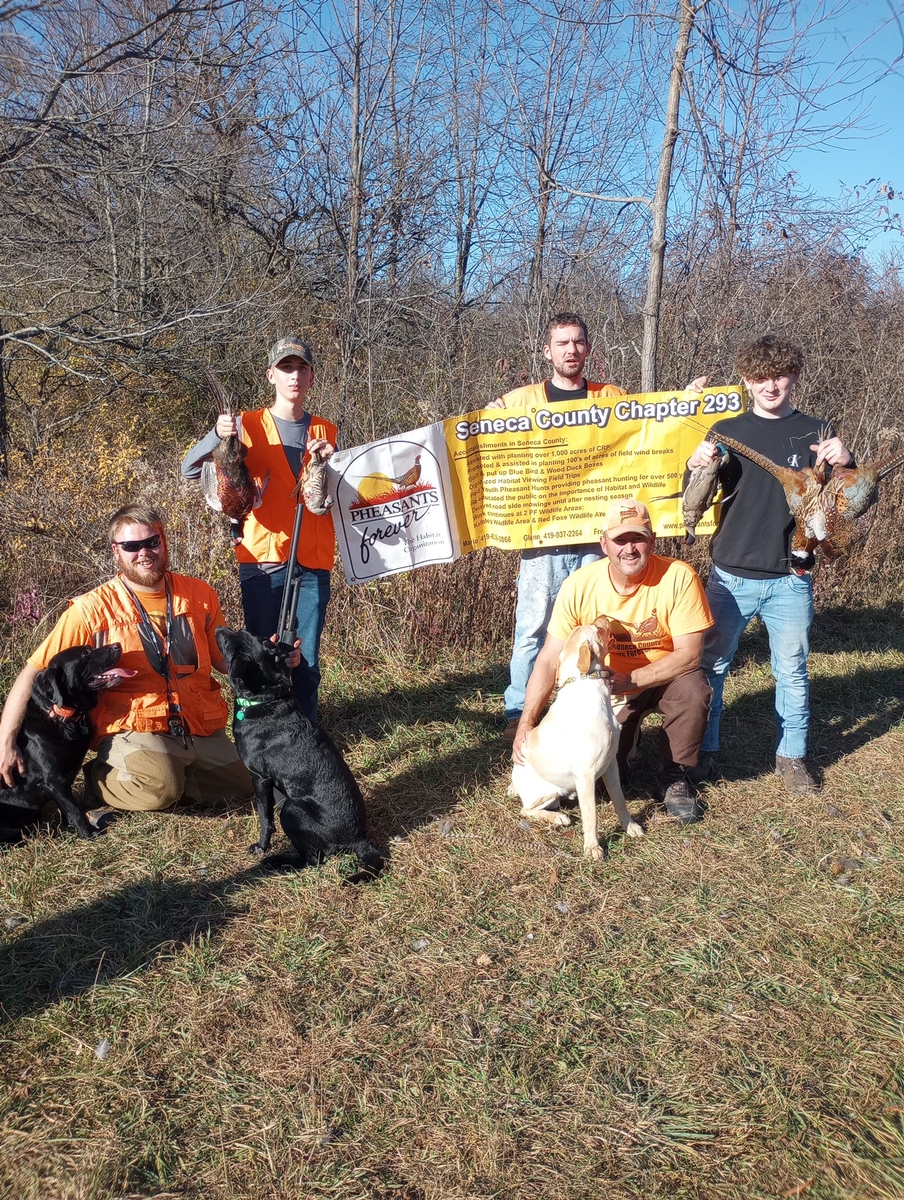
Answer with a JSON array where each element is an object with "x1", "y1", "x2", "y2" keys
[{"x1": 234, "y1": 696, "x2": 268, "y2": 721}]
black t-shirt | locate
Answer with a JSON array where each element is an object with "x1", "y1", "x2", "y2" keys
[
  {"x1": 709, "y1": 409, "x2": 833, "y2": 579},
  {"x1": 545, "y1": 380, "x2": 589, "y2": 402}
]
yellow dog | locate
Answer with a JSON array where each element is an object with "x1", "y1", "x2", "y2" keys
[{"x1": 510, "y1": 619, "x2": 643, "y2": 858}]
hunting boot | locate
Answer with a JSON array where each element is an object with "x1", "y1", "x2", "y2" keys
[{"x1": 775, "y1": 756, "x2": 818, "y2": 794}]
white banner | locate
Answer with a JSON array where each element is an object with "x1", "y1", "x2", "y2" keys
[{"x1": 328, "y1": 424, "x2": 461, "y2": 584}]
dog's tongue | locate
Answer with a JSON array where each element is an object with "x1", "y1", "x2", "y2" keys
[{"x1": 102, "y1": 667, "x2": 138, "y2": 679}]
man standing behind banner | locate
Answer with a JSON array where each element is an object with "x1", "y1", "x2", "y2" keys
[
  {"x1": 489, "y1": 312, "x2": 626, "y2": 742},
  {"x1": 182, "y1": 338, "x2": 336, "y2": 723}
]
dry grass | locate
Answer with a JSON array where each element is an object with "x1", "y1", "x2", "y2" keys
[{"x1": 2, "y1": 605, "x2": 904, "y2": 1200}]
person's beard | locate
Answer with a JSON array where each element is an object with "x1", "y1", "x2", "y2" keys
[{"x1": 118, "y1": 552, "x2": 169, "y2": 589}]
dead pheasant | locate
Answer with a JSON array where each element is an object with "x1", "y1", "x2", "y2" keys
[
  {"x1": 815, "y1": 446, "x2": 904, "y2": 561},
  {"x1": 651, "y1": 443, "x2": 733, "y2": 543},
  {"x1": 200, "y1": 370, "x2": 264, "y2": 544},
  {"x1": 680, "y1": 444, "x2": 732, "y2": 543},
  {"x1": 290, "y1": 453, "x2": 333, "y2": 516},
  {"x1": 289, "y1": 422, "x2": 333, "y2": 516},
  {"x1": 700, "y1": 431, "x2": 829, "y2": 571}
]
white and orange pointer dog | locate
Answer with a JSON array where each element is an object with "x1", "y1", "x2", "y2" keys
[{"x1": 510, "y1": 619, "x2": 644, "y2": 858}]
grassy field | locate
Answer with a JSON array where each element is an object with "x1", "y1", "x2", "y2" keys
[{"x1": 2, "y1": 602, "x2": 904, "y2": 1200}]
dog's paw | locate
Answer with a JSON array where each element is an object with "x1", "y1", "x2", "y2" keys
[
  {"x1": 584, "y1": 844, "x2": 604, "y2": 860},
  {"x1": 552, "y1": 812, "x2": 571, "y2": 827},
  {"x1": 247, "y1": 843, "x2": 266, "y2": 857},
  {"x1": 625, "y1": 821, "x2": 644, "y2": 839}
]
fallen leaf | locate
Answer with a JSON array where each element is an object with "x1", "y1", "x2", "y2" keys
[
  {"x1": 475, "y1": 953, "x2": 492, "y2": 967},
  {"x1": 781, "y1": 1181, "x2": 813, "y2": 1198}
]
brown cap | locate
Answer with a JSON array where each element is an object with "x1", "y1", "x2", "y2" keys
[
  {"x1": 603, "y1": 498, "x2": 654, "y2": 540},
  {"x1": 267, "y1": 336, "x2": 314, "y2": 369}
]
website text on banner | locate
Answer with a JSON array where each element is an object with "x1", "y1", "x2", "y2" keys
[{"x1": 445, "y1": 387, "x2": 739, "y2": 553}]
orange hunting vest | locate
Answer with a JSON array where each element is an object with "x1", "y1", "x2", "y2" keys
[
  {"x1": 500, "y1": 380, "x2": 626, "y2": 406},
  {"x1": 71, "y1": 574, "x2": 228, "y2": 747},
  {"x1": 235, "y1": 407, "x2": 337, "y2": 570}
]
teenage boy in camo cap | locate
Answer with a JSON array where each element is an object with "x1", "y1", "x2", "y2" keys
[
  {"x1": 182, "y1": 337, "x2": 337, "y2": 723},
  {"x1": 686, "y1": 333, "x2": 853, "y2": 793}
]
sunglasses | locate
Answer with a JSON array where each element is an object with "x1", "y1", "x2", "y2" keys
[{"x1": 113, "y1": 534, "x2": 162, "y2": 553}]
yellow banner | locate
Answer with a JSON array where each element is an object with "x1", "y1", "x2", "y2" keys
[{"x1": 444, "y1": 386, "x2": 742, "y2": 552}]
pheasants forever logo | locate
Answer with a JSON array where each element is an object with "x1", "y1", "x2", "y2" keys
[
  {"x1": 608, "y1": 610, "x2": 669, "y2": 658},
  {"x1": 349, "y1": 454, "x2": 430, "y2": 509},
  {"x1": 341, "y1": 445, "x2": 445, "y2": 571}
]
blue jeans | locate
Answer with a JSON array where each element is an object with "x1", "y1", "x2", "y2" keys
[
  {"x1": 701, "y1": 564, "x2": 813, "y2": 760},
  {"x1": 240, "y1": 566, "x2": 331, "y2": 723},
  {"x1": 504, "y1": 545, "x2": 603, "y2": 720}
]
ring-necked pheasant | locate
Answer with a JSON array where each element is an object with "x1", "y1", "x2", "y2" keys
[
  {"x1": 815, "y1": 446, "x2": 904, "y2": 560},
  {"x1": 700, "y1": 431, "x2": 904, "y2": 567},
  {"x1": 702, "y1": 430, "x2": 829, "y2": 570},
  {"x1": 201, "y1": 370, "x2": 265, "y2": 544}
]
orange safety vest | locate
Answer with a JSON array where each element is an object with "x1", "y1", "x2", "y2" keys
[
  {"x1": 71, "y1": 574, "x2": 228, "y2": 747},
  {"x1": 235, "y1": 407, "x2": 337, "y2": 570},
  {"x1": 500, "y1": 380, "x2": 626, "y2": 406}
]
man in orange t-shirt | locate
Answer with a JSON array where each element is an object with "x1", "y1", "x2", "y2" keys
[
  {"x1": 511, "y1": 498, "x2": 714, "y2": 825},
  {"x1": 488, "y1": 312, "x2": 627, "y2": 743}
]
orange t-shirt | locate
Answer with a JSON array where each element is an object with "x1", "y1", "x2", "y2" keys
[
  {"x1": 548, "y1": 554, "x2": 713, "y2": 679},
  {"x1": 29, "y1": 587, "x2": 175, "y2": 669}
]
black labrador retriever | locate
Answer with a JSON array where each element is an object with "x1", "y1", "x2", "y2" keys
[
  {"x1": 0, "y1": 644, "x2": 132, "y2": 841},
  {"x1": 216, "y1": 627, "x2": 382, "y2": 875}
]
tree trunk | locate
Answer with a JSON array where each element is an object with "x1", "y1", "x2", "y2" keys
[
  {"x1": 641, "y1": 0, "x2": 702, "y2": 391},
  {"x1": 0, "y1": 322, "x2": 7, "y2": 480}
]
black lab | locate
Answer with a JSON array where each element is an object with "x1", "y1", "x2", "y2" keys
[
  {"x1": 216, "y1": 627, "x2": 382, "y2": 875},
  {"x1": 0, "y1": 644, "x2": 132, "y2": 842}
]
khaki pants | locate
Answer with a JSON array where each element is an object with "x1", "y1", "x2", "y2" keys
[{"x1": 86, "y1": 729, "x2": 253, "y2": 812}]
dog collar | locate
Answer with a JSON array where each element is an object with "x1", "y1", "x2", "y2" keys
[
  {"x1": 50, "y1": 703, "x2": 79, "y2": 720},
  {"x1": 234, "y1": 696, "x2": 263, "y2": 721},
  {"x1": 233, "y1": 696, "x2": 283, "y2": 721},
  {"x1": 45, "y1": 703, "x2": 90, "y2": 736},
  {"x1": 556, "y1": 668, "x2": 609, "y2": 692}
]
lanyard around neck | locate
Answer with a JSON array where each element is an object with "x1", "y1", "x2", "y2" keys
[{"x1": 121, "y1": 573, "x2": 174, "y2": 683}]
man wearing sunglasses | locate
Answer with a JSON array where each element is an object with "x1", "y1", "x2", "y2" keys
[
  {"x1": 0, "y1": 505, "x2": 295, "y2": 818},
  {"x1": 181, "y1": 336, "x2": 336, "y2": 723}
]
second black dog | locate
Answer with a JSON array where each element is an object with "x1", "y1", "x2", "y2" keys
[
  {"x1": 0, "y1": 644, "x2": 131, "y2": 841},
  {"x1": 215, "y1": 627, "x2": 382, "y2": 874}
]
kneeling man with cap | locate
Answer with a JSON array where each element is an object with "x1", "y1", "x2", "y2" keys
[{"x1": 511, "y1": 498, "x2": 714, "y2": 824}]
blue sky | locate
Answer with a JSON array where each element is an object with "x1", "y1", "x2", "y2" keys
[{"x1": 790, "y1": 1, "x2": 904, "y2": 260}]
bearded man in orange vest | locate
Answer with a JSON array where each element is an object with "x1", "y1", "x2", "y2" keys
[
  {"x1": 0, "y1": 505, "x2": 288, "y2": 819},
  {"x1": 182, "y1": 337, "x2": 336, "y2": 723},
  {"x1": 490, "y1": 312, "x2": 627, "y2": 742}
]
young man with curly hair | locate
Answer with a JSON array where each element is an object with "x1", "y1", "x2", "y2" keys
[{"x1": 687, "y1": 334, "x2": 853, "y2": 792}]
